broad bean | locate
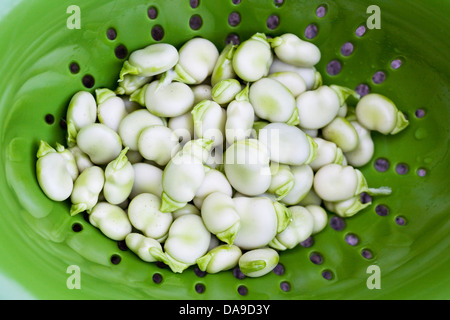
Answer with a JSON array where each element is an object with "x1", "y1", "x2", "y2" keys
[
  {"x1": 211, "y1": 43, "x2": 237, "y2": 86},
  {"x1": 125, "y1": 233, "x2": 162, "y2": 262},
  {"x1": 270, "y1": 33, "x2": 321, "y2": 68},
  {"x1": 69, "y1": 166, "x2": 104, "y2": 216},
  {"x1": 238, "y1": 248, "x2": 279, "y2": 278},
  {"x1": 196, "y1": 244, "x2": 242, "y2": 274},
  {"x1": 138, "y1": 125, "x2": 181, "y2": 166},
  {"x1": 89, "y1": 202, "x2": 132, "y2": 241},
  {"x1": 103, "y1": 148, "x2": 134, "y2": 205},
  {"x1": 225, "y1": 85, "x2": 255, "y2": 145}
]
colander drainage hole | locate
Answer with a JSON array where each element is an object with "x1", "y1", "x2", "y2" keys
[
  {"x1": 232, "y1": 0, "x2": 241, "y2": 5},
  {"x1": 395, "y1": 163, "x2": 409, "y2": 175},
  {"x1": 267, "y1": 15, "x2": 280, "y2": 30},
  {"x1": 273, "y1": 263, "x2": 285, "y2": 275},
  {"x1": 395, "y1": 216, "x2": 407, "y2": 226},
  {"x1": 361, "y1": 248, "x2": 373, "y2": 259},
  {"x1": 329, "y1": 216, "x2": 346, "y2": 231},
  {"x1": 148, "y1": 6, "x2": 158, "y2": 20},
  {"x1": 355, "y1": 25, "x2": 366, "y2": 37},
  {"x1": 415, "y1": 108, "x2": 426, "y2": 118},
  {"x1": 106, "y1": 28, "x2": 117, "y2": 41},
  {"x1": 374, "y1": 157, "x2": 390, "y2": 172},
  {"x1": 115, "y1": 44, "x2": 128, "y2": 60},
  {"x1": 341, "y1": 42, "x2": 354, "y2": 56},
  {"x1": 117, "y1": 240, "x2": 128, "y2": 251},
  {"x1": 195, "y1": 283, "x2": 206, "y2": 294},
  {"x1": 237, "y1": 285, "x2": 248, "y2": 296},
  {"x1": 45, "y1": 114, "x2": 55, "y2": 125},
  {"x1": 228, "y1": 12, "x2": 241, "y2": 27},
  {"x1": 190, "y1": 0, "x2": 200, "y2": 9},
  {"x1": 152, "y1": 273, "x2": 163, "y2": 284},
  {"x1": 69, "y1": 62, "x2": 80, "y2": 74},
  {"x1": 71, "y1": 223, "x2": 83, "y2": 232},
  {"x1": 233, "y1": 266, "x2": 245, "y2": 280},
  {"x1": 355, "y1": 83, "x2": 370, "y2": 97},
  {"x1": 189, "y1": 14, "x2": 203, "y2": 30},
  {"x1": 226, "y1": 33, "x2": 240, "y2": 45},
  {"x1": 321, "y1": 270, "x2": 333, "y2": 280},
  {"x1": 345, "y1": 233, "x2": 359, "y2": 246},
  {"x1": 82, "y1": 74, "x2": 95, "y2": 89},
  {"x1": 375, "y1": 204, "x2": 389, "y2": 216},
  {"x1": 194, "y1": 266, "x2": 206, "y2": 277},
  {"x1": 391, "y1": 58, "x2": 402, "y2": 70},
  {"x1": 151, "y1": 25, "x2": 164, "y2": 41},
  {"x1": 309, "y1": 252, "x2": 324, "y2": 265},
  {"x1": 280, "y1": 281, "x2": 290, "y2": 292},
  {"x1": 417, "y1": 168, "x2": 427, "y2": 177},
  {"x1": 372, "y1": 71, "x2": 386, "y2": 84},
  {"x1": 327, "y1": 59, "x2": 342, "y2": 76},
  {"x1": 110, "y1": 254, "x2": 121, "y2": 265},
  {"x1": 316, "y1": 5, "x2": 327, "y2": 18},
  {"x1": 300, "y1": 236, "x2": 314, "y2": 247},
  {"x1": 305, "y1": 24, "x2": 318, "y2": 39}
]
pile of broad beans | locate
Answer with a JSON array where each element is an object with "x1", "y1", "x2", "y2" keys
[{"x1": 36, "y1": 33, "x2": 408, "y2": 277}]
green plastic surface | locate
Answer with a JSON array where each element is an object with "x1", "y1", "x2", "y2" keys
[{"x1": 0, "y1": 0, "x2": 449, "y2": 300}]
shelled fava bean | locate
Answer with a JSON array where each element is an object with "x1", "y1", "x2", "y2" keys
[{"x1": 36, "y1": 32, "x2": 408, "y2": 278}]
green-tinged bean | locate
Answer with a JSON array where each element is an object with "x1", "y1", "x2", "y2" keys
[
  {"x1": 268, "y1": 71, "x2": 307, "y2": 97},
  {"x1": 296, "y1": 86, "x2": 341, "y2": 130},
  {"x1": 259, "y1": 122, "x2": 317, "y2": 165},
  {"x1": 249, "y1": 77, "x2": 298, "y2": 125},
  {"x1": 76, "y1": 123, "x2": 122, "y2": 165},
  {"x1": 211, "y1": 43, "x2": 237, "y2": 86},
  {"x1": 268, "y1": 162, "x2": 295, "y2": 201},
  {"x1": 192, "y1": 84, "x2": 213, "y2": 104},
  {"x1": 69, "y1": 146, "x2": 93, "y2": 173},
  {"x1": 225, "y1": 84, "x2": 255, "y2": 145},
  {"x1": 269, "y1": 58, "x2": 322, "y2": 90},
  {"x1": 344, "y1": 120, "x2": 374, "y2": 167},
  {"x1": 89, "y1": 202, "x2": 132, "y2": 241},
  {"x1": 119, "y1": 43, "x2": 179, "y2": 80},
  {"x1": 36, "y1": 141, "x2": 75, "y2": 201},
  {"x1": 115, "y1": 74, "x2": 152, "y2": 96},
  {"x1": 172, "y1": 38, "x2": 219, "y2": 84},
  {"x1": 54, "y1": 143, "x2": 79, "y2": 181},
  {"x1": 269, "y1": 205, "x2": 314, "y2": 250},
  {"x1": 308, "y1": 137, "x2": 344, "y2": 171},
  {"x1": 224, "y1": 139, "x2": 271, "y2": 196},
  {"x1": 238, "y1": 248, "x2": 279, "y2": 278},
  {"x1": 138, "y1": 125, "x2": 181, "y2": 166},
  {"x1": 129, "y1": 162, "x2": 163, "y2": 198},
  {"x1": 125, "y1": 233, "x2": 162, "y2": 263},
  {"x1": 150, "y1": 214, "x2": 211, "y2": 273},
  {"x1": 298, "y1": 188, "x2": 322, "y2": 206},
  {"x1": 270, "y1": 33, "x2": 321, "y2": 68},
  {"x1": 314, "y1": 163, "x2": 391, "y2": 202},
  {"x1": 356, "y1": 93, "x2": 409, "y2": 135},
  {"x1": 118, "y1": 109, "x2": 164, "y2": 151},
  {"x1": 191, "y1": 100, "x2": 226, "y2": 147},
  {"x1": 168, "y1": 111, "x2": 195, "y2": 146},
  {"x1": 324, "y1": 195, "x2": 371, "y2": 218},
  {"x1": 280, "y1": 164, "x2": 314, "y2": 206},
  {"x1": 321, "y1": 116, "x2": 359, "y2": 153},
  {"x1": 232, "y1": 33, "x2": 273, "y2": 82},
  {"x1": 201, "y1": 192, "x2": 240, "y2": 245},
  {"x1": 95, "y1": 88, "x2": 128, "y2": 132},
  {"x1": 121, "y1": 96, "x2": 142, "y2": 114},
  {"x1": 103, "y1": 148, "x2": 134, "y2": 205},
  {"x1": 196, "y1": 244, "x2": 242, "y2": 274},
  {"x1": 211, "y1": 78, "x2": 242, "y2": 105},
  {"x1": 141, "y1": 74, "x2": 195, "y2": 117},
  {"x1": 232, "y1": 196, "x2": 291, "y2": 250},
  {"x1": 128, "y1": 193, "x2": 173, "y2": 239},
  {"x1": 306, "y1": 204, "x2": 328, "y2": 234},
  {"x1": 66, "y1": 91, "x2": 97, "y2": 133},
  {"x1": 172, "y1": 203, "x2": 200, "y2": 220},
  {"x1": 69, "y1": 166, "x2": 104, "y2": 216},
  {"x1": 160, "y1": 139, "x2": 213, "y2": 212},
  {"x1": 193, "y1": 169, "x2": 232, "y2": 209}
]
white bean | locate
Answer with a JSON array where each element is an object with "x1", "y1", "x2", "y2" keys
[
  {"x1": 211, "y1": 43, "x2": 237, "y2": 86},
  {"x1": 232, "y1": 33, "x2": 273, "y2": 82},
  {"x1": 258, "y1": 122, "x2": 317, "y2": 165},
  {"x1": 344, "y1": 121, "x2": 374, "y2": 167},
  {"x1": 249, "y1": 77, "x2": 298, "y2": 125},
  {"x1": 119, "y1": 43, "x2": 179, "y2": 79},
  {"x1": 268, "y1": 71, "x2": 307, "y2": 97},
  {"x1": 125, "y1": 233, "x2": 162, "y2": 262},
  {"x1": 191, "y1": 100, "x2": 226, "y2": 147},
  {"x1": 238, "y1": 248, "x2": 279, "y2": 278},
  {"x1": 172, "y1": 38, "x2": 219, "y2": 84},
  {"x1": 280, "y1": 164, "x2": 314, "y2": 206},
  {"x1": 168, "y1": 111, "x2": 195, "y2": 146},
  {"x1": 356, "y1": 93, "x2": 409, "y2": 135},
  {"x1": 96, "y1": 88, "x2": 127, "y2": 132},
  {"x1": 225, "y1": 85, "x2": 255, "y2": 145},
  {"x1": 76, "y1": 123, "x2": 122, "y2": 165},
  {"x1": 138, "y1": 125, "x2": 181, "y2": 166},
  {"x1": 66, "y1": 91, "x2": 97, "y2": 132},
  {"x1": 118, "y1": 109, "x2": 164, "y2": 151},
  {"x1": 321, "y1": 116, "x2": 359, "y2": 153},
  {"x1": 115, "y1": 74, "x2": 152, "y2": 96},
  {"x1": 308, "y1": 137, "x2": 344, "y2": 171},
  {"x1": 268, "y1": 162, "x2": 295, "y2": 201},
  {"x1": 269, "y1": 58, "x2": 321, "y2": 90},
  {"x1": 103, "y1": 148, "x2": 134, "y2": 205},
  {"x1": 224, "y1": 139, "x2": 271, "y2": 196},
  {"x1": 193, "y1": 169, "x2": 233, "y2": 209},
  {"x1": 196, "y1": 244, "x2": 242, "y2": 274},
  {"x1": 201, "y1": 192, "x2": 240, "y2": 245},
  {"x1": 128, "y1": 193, "x2": 173, "y2": 239},
  {"x1": 69, "y1": 146, "x2": 93, "y2": 173},
  {"x1": 270, "y1": 33, "x2": 321, "y2": 68},
  {"x1": 69, "y1": 166, "x2": 104, "y2": 216},
  {"x1": 89, "y1": 202, "x2": 132, "y2": 241},
  {"x1": 129, "y1": 162, "x2": 163, "y2": 198},
  {"x1": 324, "y1": 195, "x2": 371, "y2": 218},
  {"x1": 172, "y1": 203, "x2": 200, "y2": 220},
  {"x1": 36, "y1": 141, "x2": 74, "y2": 201},
  {"x1": 211, "y1": 78, "x2": 242, "y2": 105}
]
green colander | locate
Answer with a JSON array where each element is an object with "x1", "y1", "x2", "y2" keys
[{"x1": 0, "y1": 0, "x2": 449, "y2": 300}]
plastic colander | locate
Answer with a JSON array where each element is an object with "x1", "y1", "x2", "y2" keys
[{"x1": 0, "y1": 0, "x2": 449, "y2": 300}]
